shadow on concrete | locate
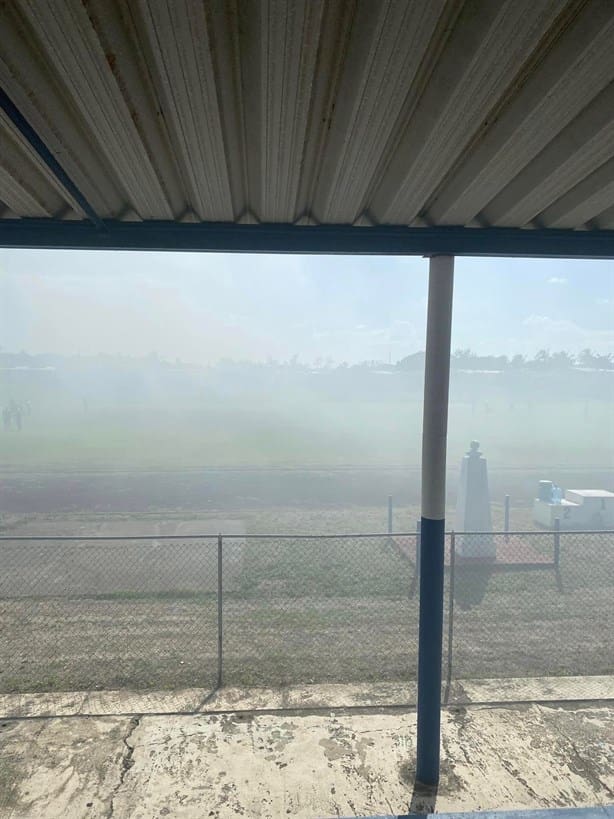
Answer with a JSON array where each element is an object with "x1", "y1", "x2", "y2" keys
[{"x1": 408, "y1": 780, "x2": 438, "y2": 814}]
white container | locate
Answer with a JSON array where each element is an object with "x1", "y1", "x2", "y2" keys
[
  {"x1": 533, "y1": 488, "x2": 614, "y2": 529},
  {"x1": 563, "y1": 489, "x2": 614, "y2": 527}
]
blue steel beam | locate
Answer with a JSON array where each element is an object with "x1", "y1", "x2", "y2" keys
[
  {"x1": 0, "y1": 89, "x2": 102, "y2": 228},
  {"x1": 2, "y1": 218, "x2": 614, "y2": 257}
]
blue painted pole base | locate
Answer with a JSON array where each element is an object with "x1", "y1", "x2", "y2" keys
[{"x1": 416, "y1": 515, "x2": 445, "y2": 786}]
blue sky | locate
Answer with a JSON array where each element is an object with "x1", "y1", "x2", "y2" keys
[{"x1": 0, "y1": 249, "x2": 612, "y2": 364}]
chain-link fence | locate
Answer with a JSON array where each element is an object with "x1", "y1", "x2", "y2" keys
[
  {"x1": 444, "y1": 528, "x2": 614, "y2": 702},
  {"x1": 0, "y1": 528, "x2": 612, "y2": 705},
  {"x1": 221, "y1": 534, "x2": 417, "y2": 687},
  {"x1": 0, "y1": 536, "x2": 219, "y2": 694}
]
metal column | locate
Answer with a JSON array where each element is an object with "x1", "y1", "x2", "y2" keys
[{"x1": 416, "y1": 255, "x2": 455, "y2": 786}]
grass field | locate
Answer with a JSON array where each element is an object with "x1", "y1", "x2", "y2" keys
[
  {"x1": 1, "y1": 529, "x2": 612, "y2": 698},
  {"x1": 2, "y1": 398, "x2": 612, "y2": 471}
]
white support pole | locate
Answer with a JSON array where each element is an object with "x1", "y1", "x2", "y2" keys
[{"x1": 416, "y1": 254, "x2": 455, "y2": 787}]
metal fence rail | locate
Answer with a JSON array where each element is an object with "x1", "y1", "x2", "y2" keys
[{"x1": 0, "y1": 529, "x2": 612, "y2": 702}]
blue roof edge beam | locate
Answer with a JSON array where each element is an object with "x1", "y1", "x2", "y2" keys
[{"x1": 2, "y1": 220, "x2": 614, "y2": 257}]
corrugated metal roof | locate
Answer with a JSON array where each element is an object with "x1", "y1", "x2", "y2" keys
[{"x1": 2, "y1": 0, "x2": 614, "y2": 234}]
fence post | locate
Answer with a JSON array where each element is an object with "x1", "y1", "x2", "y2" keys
[
  {"x1": 217, "y1": 533, "x2": 223, "y2": 689},
  {"x1": 504, "y1": 495, "x2": 510, "y2": 542},
  {"x1": 553, "y1": 518, "x2": 562, "y2": 591},
  {"x1": 444, "y1": 530, "x2": 456, "y2": 705},
  {"x1": 409, "y1": 519, "x2": 421, "y2": 596},
  {"x1": 388, "y1": 495, "x2": 393, "y2": 536}
]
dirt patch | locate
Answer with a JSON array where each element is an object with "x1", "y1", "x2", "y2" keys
[{"x1": 1, "y1": 466, "x2": 610, "y2": 515}]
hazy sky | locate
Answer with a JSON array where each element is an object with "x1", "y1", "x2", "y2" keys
[{"x1": 0, "y1": 249, "x2": 612, "y2": 364}]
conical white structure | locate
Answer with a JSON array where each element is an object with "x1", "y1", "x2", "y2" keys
[{"x1": 455, "y1": 441, "x2": 496, "y2": 559}]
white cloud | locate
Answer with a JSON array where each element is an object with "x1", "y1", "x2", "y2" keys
[
  {"x1": 547, "y1": 277, "x2": 567, "y2": 285},
  {"x1": 522, "y1": 314, "x2": 614, "y2": 354}
]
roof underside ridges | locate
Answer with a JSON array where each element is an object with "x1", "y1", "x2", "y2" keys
[{"x1": 2, "y1": 0, "x2": 614, "y2": 233}]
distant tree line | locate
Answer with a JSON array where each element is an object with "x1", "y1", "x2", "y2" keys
[
  {"x1": 1, "y1": 347, "x2": 612, "y2": 407},
  {"x1": 0, "y1": 347, "x2": 612, "y2": 374},
  {"x1": 398, "y1": 348, "x2": 614, "y2": 372}
]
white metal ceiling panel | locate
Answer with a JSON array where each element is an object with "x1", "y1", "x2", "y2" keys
[{"x1": 2, "y1": 0, "x2": 614, "y2": 234}]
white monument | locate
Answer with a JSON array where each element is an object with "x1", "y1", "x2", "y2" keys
[{"x1": 455, "y1": 441, "x2": 496, "y2": 559}]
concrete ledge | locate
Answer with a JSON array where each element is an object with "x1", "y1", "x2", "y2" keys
[
  {"x1": 1, "y1": 676, "x2": 613, "y2": 720},
  {"x1": 455, "y1": 676, "x2": 614, "y2": 705}
]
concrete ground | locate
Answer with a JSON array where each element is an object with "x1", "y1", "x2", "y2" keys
[{"x1": 0, "y1": 681, "x2": 613, "y2": 819}]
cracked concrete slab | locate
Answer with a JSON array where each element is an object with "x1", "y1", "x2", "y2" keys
[
  {"x1": 0, "y1": 702, "x2": 612, "y2": 818},
  {"x1": 0, "y1": 715, "x2": 134, "y2": 817}
]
